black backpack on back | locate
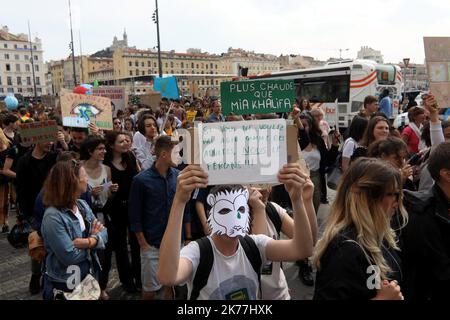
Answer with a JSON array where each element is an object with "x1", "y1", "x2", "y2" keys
[
  {"x1": 191, "y1": 235, "x2": 262, "y2": 300},
  {"x1": 265, "y1": 202, "x2": 282, "y2": 237}
]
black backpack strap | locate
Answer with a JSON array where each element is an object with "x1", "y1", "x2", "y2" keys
[
  {"x1": 265, "y1": 202, "x2": 282, "y2": 237},
  {"x1": 238, "y1": 235, "x2": 263, "y2": 298},
  {"x1": 190, "y1": 237, "x2": 213, "y2": 300}
]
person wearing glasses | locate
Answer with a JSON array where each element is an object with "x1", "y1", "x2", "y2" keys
[
  {"x1": 80, "y1": 136, "x2": 119, "y2": 300},
  {"x1": 313, "y1": 158, "x2": 406, "y2": 300},
  {"x1": 41, "y1": 160, "x2": 108, "y2": 300}
]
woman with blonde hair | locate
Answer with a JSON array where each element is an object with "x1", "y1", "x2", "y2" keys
[
  {"x1": 0, "y1": 129, "x2": 16, "y2": 233},
  {"x1": 313, "y1": 158, "x2": 407, "y2": 300}
]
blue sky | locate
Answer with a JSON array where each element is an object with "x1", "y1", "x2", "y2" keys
[{"x1": 2, "y1": 0, "x2": 449, "y2": 64}]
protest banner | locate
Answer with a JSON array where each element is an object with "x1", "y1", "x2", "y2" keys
[
  {"x1": 60, "y1": 93, "x2": 113, "y2": 130},
  {"x1": 153, "y1": 76, "x2": 180, "y2": 99},
  {"x1": 424, "y1": 37, "x2": 450, "y2": 108},
  {"x1": 92, "y1": 87, "x2": 127, "y2": 116},
  {"x1": 19, "y1": 120, "x2": 58, "y2": 145},
  {"x1": 220, "y1": 79, "x2": 296, "y2": 116},
  {"x1": 185, "y1": 119, "x2": 299, "y2": 185}
]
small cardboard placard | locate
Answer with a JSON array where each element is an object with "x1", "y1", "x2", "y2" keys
[
  {"x1": 19, "y1": 120, "x2": 58, "y2": 145},
  {"x1": 186, "y1": 119, "x2": 300, "y2": 185}
]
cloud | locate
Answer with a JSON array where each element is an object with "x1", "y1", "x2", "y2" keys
[{"x1": 1, "y1": 0, "x2": 449, "y2": 64}]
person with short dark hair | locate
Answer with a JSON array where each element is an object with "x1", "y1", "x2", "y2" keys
[
  {"x1": 401, "y1": 107, "x2": 426, "y2": 154},
  {"x1": 3, "y1": 113, "x2": 19, "y2": 144},
  {"x1": 401, "y1": 142, "x2": 450, "y2": 300},
  {"x1": 206, "y1": 101, "x2": 225, "y2": 123},
  {"x1": 379, "y1": 89, "x2": 393, "y2": 119},
  {"x1": 341, "y1": 116, "x2": 369, "y2": 172},
  {"x1": 132, "y1": 114, "x2": 159, "y2": 170},
  {"x1": 69, "y1": 127, "x2": 89, "y2": 154},
  {"x1": 128, "y1": 135, "x2": 187, "y2": 300},
  {"x1": 359, "y1": 95, "x2": 379, "y2": 119}
]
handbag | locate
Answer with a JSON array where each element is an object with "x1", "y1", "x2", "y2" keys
[
  {"x1": 7, "y1": 220, "x2": 32, "y2": 248},
  {"x1": 28, "y1": 231, "x2": 45, "y2": 262},
  {"x1": 61, "y1": 274, "x2": 101, "y2": 300}
]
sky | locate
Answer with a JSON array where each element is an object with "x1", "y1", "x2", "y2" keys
[{"x1": 2, "y1": 0, "x2": 449, "y2": 64}]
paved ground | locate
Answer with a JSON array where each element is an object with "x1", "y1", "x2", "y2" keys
[{"x1": 0, "y1": 190, "x2": 334, "y2": 300}]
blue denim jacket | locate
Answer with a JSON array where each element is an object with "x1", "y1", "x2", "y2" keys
[{"x1": 41, "y1": 199, "x2": 108, "y2": 284}]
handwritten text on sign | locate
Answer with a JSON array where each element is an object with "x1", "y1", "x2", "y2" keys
[
  {"x1": 198, "y1": 119, "x2": 287, "y2": 185},
  {"x1": 19, "y1": 120, "x2": 58, "y2": 145},
  {"x1": 221, "y1": 80, "x2": 295, "y2": 115}
]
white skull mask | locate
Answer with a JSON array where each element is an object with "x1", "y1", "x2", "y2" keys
[{"x1": 207, "y1": 188, "x2": 250, "y2": 238}]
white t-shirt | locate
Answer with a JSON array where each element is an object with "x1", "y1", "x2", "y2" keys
[
  {"x1": 73, "y1": 207, "x2": 86, "y2": 233},
  {"x1": 180, "y1": 234, "x2": 271, "y2": 300},
  {"x1": 261, "y1": 202, "x2": 290, "y2": 300},
  {"x1": 303, "y1": 147, "x2": 321, "y2": 172},
  {"x1": 342, "y1": 138, "x2": 358, "y2": 159}
]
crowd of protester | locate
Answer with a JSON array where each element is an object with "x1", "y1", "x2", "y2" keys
[{"x1": 1, "y1": 91, "x2": 448, "y2": 301}]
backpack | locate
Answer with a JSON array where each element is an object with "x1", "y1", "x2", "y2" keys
[
  {"x1": 191, "y1": 235, "x2": 262, "y2": 300},
  {"x1": 266, "y1": 202, "x2": 282, "y2": 237}
]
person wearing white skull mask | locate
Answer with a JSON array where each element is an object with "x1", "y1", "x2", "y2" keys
[{"x1": 157, "y1": 163, "x2": 315, "y2": 300}]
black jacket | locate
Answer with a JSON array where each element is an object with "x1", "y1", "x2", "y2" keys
[
  {"x1": 314, "y1": 227, "x2": 402, "y2": 300},
  {"x1": 400, "y1": 186, "x2": 450, "y2": 300},
  {"x1": 16, "y1": 150, "x2": 57, "y2": 219}
]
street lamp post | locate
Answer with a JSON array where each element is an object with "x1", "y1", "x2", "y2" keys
[
  {"x1": 27, "y1": 21, "x2": 37, "y2": 100},
  {"x1": 403, "y1": 58, "x2": 410, "y2": 108},
  {"x1": 153, "y1": 0, "x2": 163, "y2": 78},
  {"x1": 69, "y1": 0, "x2": 77, "y2": 87}
]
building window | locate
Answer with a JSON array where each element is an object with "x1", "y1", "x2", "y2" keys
[
  {"x1": 14, "y1": 44, "x2": 18, "y2": 49},
  {"x1": 215, "y1": 64, "x2": 218, "y2": 69},
  {"x1": 36, "y1": 77, "x2": 40, "y2": 85},
  {"x1": 24, "y1": 45, "x2": 27, "y2": 49},
  {"x1": 16, "y1": 64, "x2": 21, "y2": 72},
  {"x1": 25, "y1": 64, "x2": 30, "y2": 72},
  {"x1": 24, "y1": 55, "x2": 29, "y2": 61},
  {"x1": 165, "y1": 63, "x2": 168, "y2": 68},
  {"x1": 17, "y1": 77, "x2": 22, "y2": 85},
  {"x1": 136, "y1": 70, "x2": 139, "y2": 76},
  {"x1": 37, "y1": 88, "x2": 42, "y2": 93},
  {"x1": 3, "y1": 44, "x2": 7, "y2": 49},
  {"x1": 216, "y1": 80, "x2": 219, "y2": 85},
  {"x1": 201, "y1": 80, "x2": 205, "y2": 85},
  {"x1": 130, "y1": 70, "x2": 133, "y2": 76},
  {"x1": 7, "y1": 77, "x2": 13, "y2": 85},
  {"x1": 0, "y1": 88, "x2": 3, "y2": 93},
  {"x1": 27, "y1": 88, "x2": 33, "y2": 93},
  {"x1": 181, "y1": 62, "x2": 184, "y2": 68},
  {"x1": 171, "y1": 70, "x2": 174, "y2": 74},
  {"x1": 129, "y1": 61, "x2": 132, "y2": 67},
  {"x1": 35, "y1": 65, "x2": 39, "y2": 72},
  {"x1": 148, "y1": 61, "x2": 151, "y2": 67},
  {"x1": 154, "y1": 62, "x2": 157, "y2": 68},
  {"x1": 171, "y1": 62, "x2": 174, "y2": 68},
  {"x1": 191, "y1": 63, "x2": 194, "y2": 68},
  {"x1": 18, "y1": 88, "x2": 23, "y2": 93},
  {"x1": 206, "y1": 64, "x2": 208, "y2": 70},
  {"x1": 27, "y1": 77, "x2": 31, "y2": 85},
  {"x1": 181, "y1": 70, "x2": 184, "y2": 74},
  {"x1": 34, "y1": 55, "x2": 38, "y2": 61},
  {"x1": 34, "y1": 46, "x2": 37, "y2": 50},
  {"x1": 196, "y1": 64, "x2": 199, "y2": 69},
  {"x1": 148, "y1": 70, "x2": 152, "y2": 75},
  {"x1": 15, "y1": 54, "x2": 20, "y2": 60},
  {"x1": 141, "y1": 62, "x2": 145, "y2": 67},
  {"x1": 135, "y1": 61, "x2": 139, "y2": 67},
  {"x1": 7, "y1": 88, "x2": 14, "y2": 93},
  {"x1": 5, "y1": 54, "x2": 10, "y2": 60}
]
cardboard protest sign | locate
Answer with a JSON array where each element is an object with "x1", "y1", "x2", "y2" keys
[
  {"x1": 92, "y1": 87, "x2": 127, "y2": 117},
  {"x1": 220, "y1": 80, "x2": 295, "y2": 116},
  {"x1": 188, "y1": 119, "x2": 290, "y2": 185},
  {"x1": 139, "y1": 92, "x2": 162, "y2": 112},
  {"x1": 424, "y1": 37, "x2": 450, "y2": 108},
  {"x1": 19, "y1": 120, "x2": 58, "y2": 145},
  {"x1": 60, "y1": 93, "x2": 113, "y2": 130}
]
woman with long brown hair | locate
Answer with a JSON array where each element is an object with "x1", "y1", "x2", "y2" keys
[
  {"x1": 41, "y1": 160, "x2": 107, "y2": 300},
  {"x1": 313, "y1": 158, "x2": 407, "y2": 300}
]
